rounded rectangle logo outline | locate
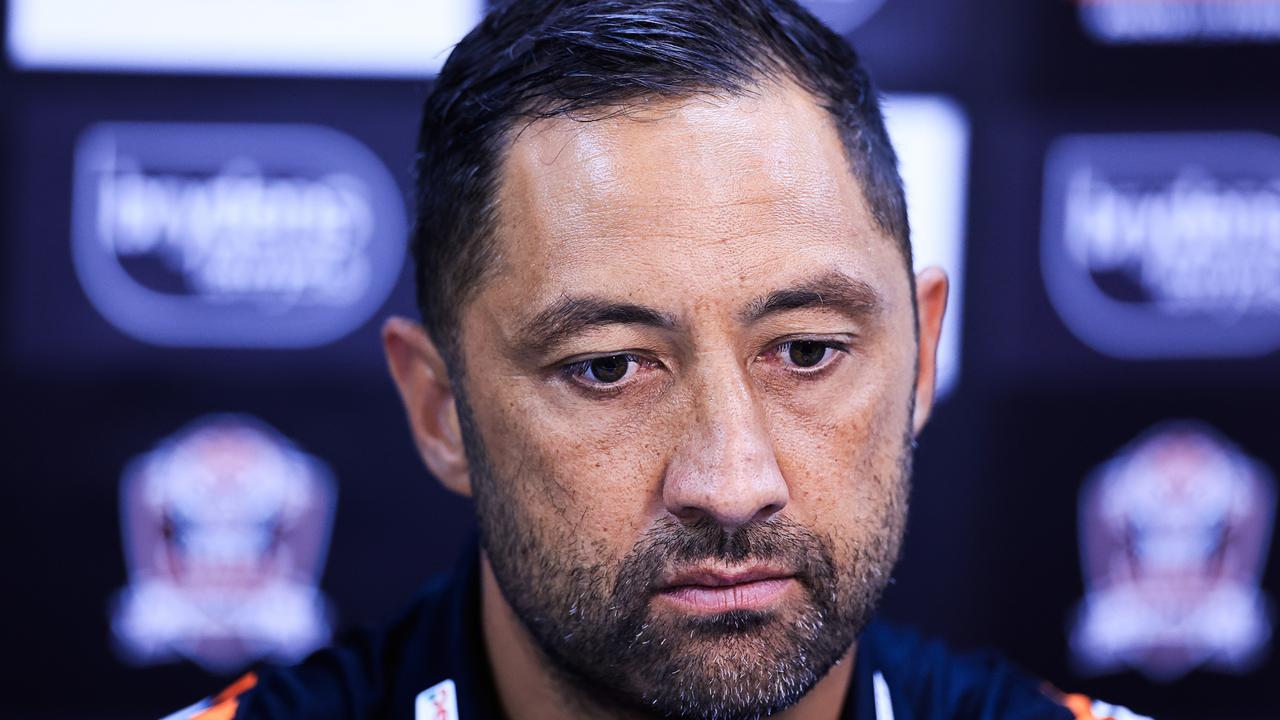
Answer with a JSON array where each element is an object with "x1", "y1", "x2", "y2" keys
[
  {"x1": 71, "y1": 121, "x2": 408, "y2": 348},
  {"x1": 1040, "y1": 131, "x2": 1280, "y2": 359}
]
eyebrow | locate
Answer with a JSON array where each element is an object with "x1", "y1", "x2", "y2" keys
[
  {"x1": 515, "y1": 271, "x2": 883, "y2": 357},
  {"x1": 739, "y1": 271, "x2": 883, "y2": 324},
  {"x1": 516, "y1": 295, "x2": 678, "y2": 357}
]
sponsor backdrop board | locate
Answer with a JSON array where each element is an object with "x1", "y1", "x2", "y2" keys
[{"x1": 2, "y1": 0, "x2": 1278, "y2": 719}]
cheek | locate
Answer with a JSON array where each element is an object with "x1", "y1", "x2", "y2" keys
[
  {"x1": 467, "y1": 375, "x2": 678, "y2": 558},
  {"x1": 768, "y1": 365, "x2": 911, "y2": 535}
]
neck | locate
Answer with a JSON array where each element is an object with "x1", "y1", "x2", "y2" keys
[{"x1": 479, "y1": 552, "x2": 855, "y2": 720}]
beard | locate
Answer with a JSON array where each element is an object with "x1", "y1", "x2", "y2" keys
[{"x1": 457, "y1": 390, "x2": 911, "y2": 719}]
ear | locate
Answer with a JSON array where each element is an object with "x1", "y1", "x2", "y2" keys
[
  {"x1": 382, "y1": 316, "x2": 472, "y2": 497},
  {"x1": 911, "y1": 267, "x2": 949, "y2": 437}
]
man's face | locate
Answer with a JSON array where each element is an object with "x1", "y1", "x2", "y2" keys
[{"x1": 455, "y1": 83, "x2": 921, "y2": 717}]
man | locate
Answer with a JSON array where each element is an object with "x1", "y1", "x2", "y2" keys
[{"x1": 171, "y1": 1, "x2": 1142, "y2": 718}]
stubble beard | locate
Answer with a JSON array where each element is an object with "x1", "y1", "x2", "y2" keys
[{"x1": 458, "y1": 392, "x2": 912, "y2": 719}]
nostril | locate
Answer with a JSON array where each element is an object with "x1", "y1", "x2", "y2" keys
[
  {"x1": 666, "y1": 496, "x2": 787, "y2": 534},
  {"x1": 668, "y1": 504, "x2": 706, "y2": 524},
  {"x1": 751, "y1": 502, "x2": 785, "y2": 525}
]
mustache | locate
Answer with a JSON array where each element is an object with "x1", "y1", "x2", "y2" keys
[{"x1": 619, "y1": 515, "x2": 831, "y2": 593}]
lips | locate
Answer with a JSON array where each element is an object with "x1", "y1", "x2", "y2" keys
[{"x1": 656, "y1": 566, "x2": 797, "y2": 613}]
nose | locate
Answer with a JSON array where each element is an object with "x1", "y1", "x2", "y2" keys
[{"x1": 662, "y1": 363, "x2": 789, "y2": 532}]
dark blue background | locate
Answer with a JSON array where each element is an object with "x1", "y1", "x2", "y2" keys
[{"x1": 2, "y1": 1, "x2": 1277, "y2": 718}]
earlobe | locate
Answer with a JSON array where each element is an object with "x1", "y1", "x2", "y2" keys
[
  {"x1": 382, "y1": 316, "x2": 473, "y2": 497},
  {"x1": 911, "y1": 267, "x2": 949, "y2": 437}
]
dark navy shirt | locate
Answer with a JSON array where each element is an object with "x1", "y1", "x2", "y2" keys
[{"x1": 183, "y1": 539, "x2": 1084, "y2": 720}]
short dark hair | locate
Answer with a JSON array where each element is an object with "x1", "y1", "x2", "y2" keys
[{"x1": 412, "y1": 0, "x2": 909, "y2": 358}]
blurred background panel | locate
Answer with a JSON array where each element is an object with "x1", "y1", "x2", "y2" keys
[
  {"x1": 7, "y1": 0, "x2": 485, "y2": 76},
  {"x1": 1, "y1": 1, "x2": 1277, "y2": 718}
]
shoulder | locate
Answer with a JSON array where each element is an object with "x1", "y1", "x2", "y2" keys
[
  {"x1": 859, "y1": 621, "x2": 1151, "y2": 720},
  {"x1": 166, "y1": 571, "x2": 462, "y2": 720}
]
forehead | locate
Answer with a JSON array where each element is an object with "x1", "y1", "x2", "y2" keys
[{"x1": 483, "y1": 82, "x2": 905, "y2": 326}]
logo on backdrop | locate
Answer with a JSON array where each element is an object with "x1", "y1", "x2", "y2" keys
[
  {"x1": 72, "y1": 122, "x2": 407, "y2": 348},
  {"x1": 1041, "y1": 132, "x2": 1280, "y2": 359},
  {"x1": 110, "y1": 415, "x2": 337, "y2": 672},
  {"x1": 1070, "y1": 421, "x2": 1276, "y2": 681},
  {"x1": 1077, "y1": 0, "x2": 1280, "y2": 45},
  {"x1": 798, "y1": 0, "x2": 888, "y2": 33}
]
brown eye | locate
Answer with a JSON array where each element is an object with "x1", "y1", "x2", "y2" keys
[
  {"x1": 787, "y1": 340, "x2": 830, "y2": 368},
  {"x1": 586, "y1": 355, "x2": 633, "y2": 384}
]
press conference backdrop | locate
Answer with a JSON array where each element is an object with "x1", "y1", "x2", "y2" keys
[{"x1": 2, "y1": 1, "x2": 1277, "y2": 718}]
